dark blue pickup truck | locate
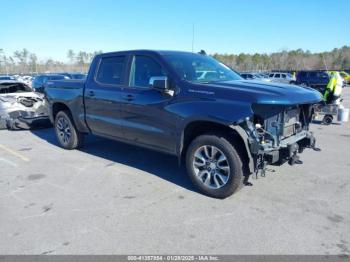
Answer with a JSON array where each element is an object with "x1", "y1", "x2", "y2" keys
[{"x1": 45, "y1": 50, "x2": 322, "y2": 198}]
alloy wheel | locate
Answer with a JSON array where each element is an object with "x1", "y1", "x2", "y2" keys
[
  {"x1": 56, "y1": 116, "x2": 72, "y2": 145},
  {"x1": 192, "y1": 145, "x2": 231, "y2": 189}
]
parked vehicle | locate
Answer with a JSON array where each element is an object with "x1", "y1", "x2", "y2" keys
[
  {"x1": 268, "y1": 72, "x2": 296, "y2": 84},
  {"x1": 32, "y1": 74, "x2": 69, "y2": 93},
  {"x1": 0, "y1": 80, "x2": 50, "y2": 129},
  {"x1": 240, "y1": 72, "x2": 271, "y2": 82},
  {"x1": 59, "y1": 72, "x2": 87, "y2": 80},
  {"x1": 0, "y1": 76, "x2": 15, "y2": 81},
  {"x1": 339, "y1": 71, "x2": 350, "y2": 84},
  {"x1": 295, "y1": 71, "x2": 330, "y2": 93},
  {"x1": 45, "y1": 50, "x2": 322, "y2": 198}
]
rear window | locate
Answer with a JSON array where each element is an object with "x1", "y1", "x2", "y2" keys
[{"x1": 96, "y1": 56, "x2": 126, "y2": 85}]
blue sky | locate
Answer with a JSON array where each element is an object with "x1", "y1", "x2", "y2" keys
[{"x1": 1, "y1": 0, "x2": 349, "y2": 61}]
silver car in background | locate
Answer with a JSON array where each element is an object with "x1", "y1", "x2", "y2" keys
[{"x1": 268, "y1": 72, "x2": 296, "y2": 84}]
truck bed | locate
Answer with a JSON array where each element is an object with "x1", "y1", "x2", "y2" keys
[{"x1": 45, "y1": 79, "x2": 88, "y2": 132}]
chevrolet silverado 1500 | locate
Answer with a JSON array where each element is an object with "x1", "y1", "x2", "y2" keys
[{"x1": 45, "y1": 50, "x2": 322, "y2": 198}]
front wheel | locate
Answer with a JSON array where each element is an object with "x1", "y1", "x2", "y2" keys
[
  {"x1": 186, "y1": 133, "x2": 244, "y2": 199},
  {"x1": 54, "y1": 110, "x2": 84, "y2": 149}
]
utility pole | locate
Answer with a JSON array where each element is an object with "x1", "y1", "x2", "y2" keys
[
  {"x1": 322, "y1": 54, "x2": 328, "y2": 71},
  {"x1": 191, "y1": 23, "x2": 195, "y2": 53}
]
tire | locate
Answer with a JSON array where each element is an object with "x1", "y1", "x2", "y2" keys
[
  {"x1": 322, "y1": 115, "x2": 333, "y2": 125},
  {"x1": 185, "y1": 133, "x2": 244, "y2": 199},
  {"x1": 54, "y1": 110, "x2": 84, "y2": 149}
]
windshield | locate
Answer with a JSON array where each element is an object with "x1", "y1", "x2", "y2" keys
[{"x1": 163, "y1": 53, "x2": 242, "y2": 83}]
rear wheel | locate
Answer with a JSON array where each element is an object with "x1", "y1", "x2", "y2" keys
[
  {"x1": 54, "y1": 110, "x2": 84, "y2": 149},
  {"x1": 322, "y1": 115, "x2": 333, "y2": 125},
  {"x1": 186, "y1": 133, "x2": 244, "y2": 199}
]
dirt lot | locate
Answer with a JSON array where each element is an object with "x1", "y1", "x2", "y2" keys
[{"x1": 0, "y1": 89, "x2": 350, "y2": 255}]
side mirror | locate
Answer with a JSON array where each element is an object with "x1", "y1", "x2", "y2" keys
[{"x1": 149, "y1": 76, "x2": 168, "y2": 91}]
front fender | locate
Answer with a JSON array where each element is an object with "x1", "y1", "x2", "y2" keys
[{"x1": 166, "y1": 99, "x2": 253, "y2": 128}]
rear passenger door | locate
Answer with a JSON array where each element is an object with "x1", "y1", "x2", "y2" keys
[{"x1": 84, "y1": 55, "x2": 128, "y2": 138}]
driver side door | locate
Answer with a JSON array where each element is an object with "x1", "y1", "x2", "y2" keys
[{"x1": 119, "y1": 55, "x2": 178, "y2": 154}]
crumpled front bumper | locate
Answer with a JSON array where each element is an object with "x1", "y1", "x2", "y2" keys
[
  {"x1": 0, "y1": 111, "x2": 51, "y2": 130},
  {"x1": 249, "y1": 130, "x2": 316, "y2": 166}
]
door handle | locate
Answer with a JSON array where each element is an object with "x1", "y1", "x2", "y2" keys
[
  {"x1": 122, "y1": 94, "x2": 134, "y2": 101},
  {"x1": 88, "y1": 91, "x2": 95, "y2": 97}
]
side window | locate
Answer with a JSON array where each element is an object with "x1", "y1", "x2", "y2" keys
[
  {"x1": 275, "y1": 74, "x2": 281, "y2": 78},
  {"x1": 269, "y1": 73, "x2": 274, "y2": 77},
  {"x1": 96, "y1": 56, "x2": 126, "y2": 85},
  {"x1": 129, "y1": 56, "x2": 166, "y2": 88},
  {"x1": 298, "y1": 72, "x2": 306, "y2": 79},
  {"x1": 281, "y1": 74, "x2": 286, "y2": 79},
  {"x1": 309, "y1": 72, "x2": 317, "y2": 78}
]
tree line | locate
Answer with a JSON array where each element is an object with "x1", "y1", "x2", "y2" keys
[
  {"x1": 1, "y1": 46, "x2": 349, "y2": 75},
  {"x1": 213, "y1": 46, "x2": 350, "y2": 72},
  {"x1": 0, "y1": 48, "x2": 102, "y2": 74}
]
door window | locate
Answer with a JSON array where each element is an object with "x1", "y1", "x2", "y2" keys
[
  {"x1": 129, "y1": 56, "x2": 166, "y2": 88},
  {"x1": 96, "y1": 56, "x2": 126, "y2": 85},
  {"x1": 274, "y1": 74, "x2": 281, "y2": 78}
]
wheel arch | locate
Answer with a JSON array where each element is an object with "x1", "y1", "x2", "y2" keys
[
  {"x1": 179, "y1": 120, "x2": 253, "y2": 175},
  {"x1": 52, "y1": 102, "x2": 70, "y2": 120}
]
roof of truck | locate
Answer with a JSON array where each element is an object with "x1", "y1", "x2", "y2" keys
[{"x1": 97, "y1": 50, "x2": 198, "y2": 57}]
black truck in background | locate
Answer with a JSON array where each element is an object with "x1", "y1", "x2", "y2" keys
[{"x1": 45, "y1": 50, "x2": 322, "y2": 198}]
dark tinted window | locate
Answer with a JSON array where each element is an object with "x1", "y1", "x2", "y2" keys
[
  {"x1": 96, "y1": 56, "x2": 126, "y2": 85},
  {"x1": 129, "y1": 56, "x2": 166, "y2": 88},
  {"x1": 281, "y1": 74, "x2": 286, "y2": 79},
  {"x1": 72, "y1": 74, "x2": 87, "y2": 79},
  {"x1": 49, "y1": 75, "x2": 67, "y2": 80},
  {"x1": 275, "y1": 74, "x2": 281, "y2": 78},
  {"x1": 309, "y1": 72, "x2": 317, "y2": 78},
  {"x1": 317, "y1": 72, "x2": 329, "y2": 78},
  {"x1": 298, "y1": 72, "x2": 307, "y2": 78}
]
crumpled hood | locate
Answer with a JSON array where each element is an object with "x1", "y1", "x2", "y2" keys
[
  {"x1": 192, "y1": 80, "x2": 322, "y2": 105},
  {"x1": 0, "y1": 91, "x2": 50, "y2": 130},
  {"x1": 0, "y1": 92, "x2": 44, "y2": 103}
]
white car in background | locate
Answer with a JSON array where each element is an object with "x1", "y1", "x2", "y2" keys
[
  {"x1": 0, "y1": 80, "x2": 49, "y2": 129},
  {"x1": 268, "y1": 72, "x2": 296, "y2": 84}
]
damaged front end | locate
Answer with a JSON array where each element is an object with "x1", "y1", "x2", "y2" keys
[
  {"x1": 0, "y1": 90, "x2": 51, "y2": 130},
  {"x1": 241, "y1": 103, "x2": 319, "y2": 176}
]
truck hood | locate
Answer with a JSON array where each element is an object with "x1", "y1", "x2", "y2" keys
[{"x1": 191, "y1": 80, "x2": 322, "y2": 105}]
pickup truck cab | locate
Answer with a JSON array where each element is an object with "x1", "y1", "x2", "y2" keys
[
  {"x1": 45, "y1": 50, "x2": 322, "y2": 198},
  {"x1": 295, "y1": 71, "x2": 330, "y2": 93}
]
